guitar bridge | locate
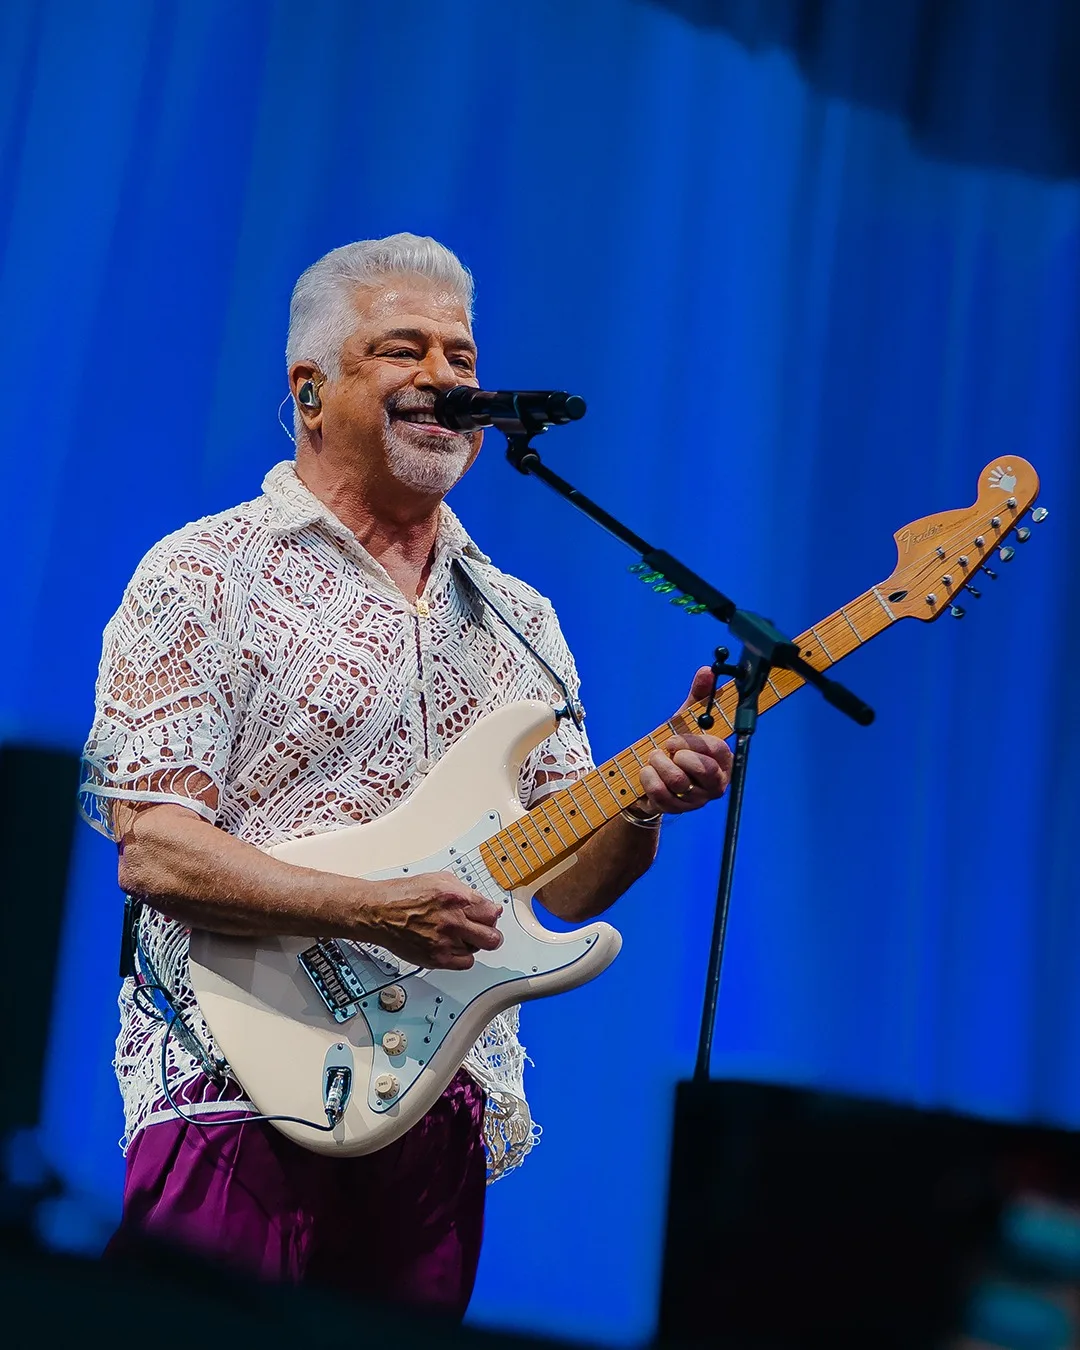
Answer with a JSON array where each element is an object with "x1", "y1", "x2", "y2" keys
[{"x1": 298, "y1": 939, "x2": 400, "y2": 1023}]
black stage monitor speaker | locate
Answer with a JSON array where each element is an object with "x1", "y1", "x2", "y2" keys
[
  {"x1": 0, "y1": 744, "x2": 81, "y2": 1136},
  {"x1": 660, "y1": 1079, "x2": 1080, "y2": 1349}
]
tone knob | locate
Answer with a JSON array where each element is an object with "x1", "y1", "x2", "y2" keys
[
  {"x1": 381, "y1": 1030, "x2": 408, "y2": 1056},
  {"x1": 378, "y1": 984, "x2": 406, "y2": 1012},
  {"x1": 373, "y1": 1073, "x2": 400, "y2": 1101}
]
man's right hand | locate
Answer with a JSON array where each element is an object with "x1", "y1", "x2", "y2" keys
[{"x1": 361, "y1": 872, "x2": 504, "y2": 971}]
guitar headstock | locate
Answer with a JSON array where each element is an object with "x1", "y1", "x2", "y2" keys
[{"x1": 880, "y1": 459, "x2": 1043, "y2": 621}]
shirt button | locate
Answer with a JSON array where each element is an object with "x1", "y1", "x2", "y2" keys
[
  {"x1": 416, "y1": 756, "x2": 431, "y2": 774},
  {"x1": 415, "y1": 597, "x2": 430, "y2": 618},
  {"x1": 411, "y1": 676, "x2": 424, "y2": 693}
]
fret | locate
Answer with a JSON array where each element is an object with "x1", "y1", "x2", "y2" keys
[
  {"x1": 627, "y1": 732, "x2": 662, "y2": 769},
  {"x1": 871, "y1": 587, "x2": 895, "y2": 620},
  {"x1": 809, "y1": 624, "x2": 833, "y2": 661},
  {"x1": 714, "y1": 708, "x2": 735, "y2": 736},
  {"x1": 622, "y1": 741, "x2": 650, "y2": 777},
  {"x1": 544, "y1": 787, "x2": 588, "y2": 843},
  {"x1": 534, "y1": 797, "x2": 575, "y2": 851},
  {"x1": 480, "y1": 832, "x2": 527, "y2": 887},
  {"x1": 601, "y1": 755, "x2": 639, "y2": 808},
  {"x1": 503, "y1": 821, "x2": 539, "y2": 872},
  {"x1": 668, "y1": 711, "x2": 700, "y2": 740},
  {"x1": 566, "y1": 778, "x2": 607, "y2": 831},
  {"x1": 693, "y1": 698, "x2": 734, "y2": 737},
  {"x1": 839, "y1": 606, "x2": 863, "y2": 641},
  {"x1": 515, "y1": 809, "x2": 559, "y2": 863},
  {"x1": 575, "y1": 771, "x2": 616, "y2": 825},
  {"x1": 819, "y1": 615, "x2": 857, "y2": 659}
]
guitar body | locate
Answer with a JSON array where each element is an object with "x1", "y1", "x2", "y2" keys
[{"x1": 188, "y1": 700, "x2": 622, "y2": 1156}]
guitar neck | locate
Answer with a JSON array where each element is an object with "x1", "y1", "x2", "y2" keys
[{"x1": 479, "y1": 583, "x2": 897, "y2": 890}]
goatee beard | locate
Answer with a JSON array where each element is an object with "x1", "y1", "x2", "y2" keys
[{"x1": 384, "y1": 424, "x2": 472, "y2": 495}]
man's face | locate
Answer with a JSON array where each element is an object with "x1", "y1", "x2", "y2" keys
[{"x1": 313, "y1": 277, "x2": 482, "y2": 497}]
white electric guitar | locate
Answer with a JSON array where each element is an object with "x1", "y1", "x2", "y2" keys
[{"x1": 189, "y1": 457, "x2": 1042, "y2": 1156}]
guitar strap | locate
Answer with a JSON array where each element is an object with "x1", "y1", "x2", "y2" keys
[{"x1": 453, "y1": 556, "x2": 585, "y2": 730}]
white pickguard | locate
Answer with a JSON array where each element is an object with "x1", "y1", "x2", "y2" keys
[
  {"x1": 355, "y1": 811, "x2": 598, "y2": 1112},
  {"x1": 188, "y1": 700, "x2": 622, "y2": 1156}
]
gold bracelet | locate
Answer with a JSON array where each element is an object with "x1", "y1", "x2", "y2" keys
[{"x1": 620, "y1": 804, "x2": 662, "y2": 828}]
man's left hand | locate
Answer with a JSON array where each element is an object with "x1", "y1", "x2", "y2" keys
[{"x1": 636, "y1": 667, "x2": 734, "y2": 816}]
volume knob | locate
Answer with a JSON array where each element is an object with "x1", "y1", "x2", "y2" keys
[
  {"x1": 373, "y1": 1072, "x2": 400, "y2": 1101},
  {"x1": 378, "y1": 984, "x2": 406, "y2": 1012}
]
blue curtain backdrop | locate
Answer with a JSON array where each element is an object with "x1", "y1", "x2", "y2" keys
[{"x1": 3, "y1": 0, "x2": 1079, "y2": 1343}]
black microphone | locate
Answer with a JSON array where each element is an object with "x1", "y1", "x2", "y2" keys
[{"x1": 433, "y1": 386, "x2": 586, "y2": 432}]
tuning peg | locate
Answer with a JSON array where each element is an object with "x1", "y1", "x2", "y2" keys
[
  {"x1": 999, "y1": 546, "x2": 1016, "y2": 562},
  {"x1": 965, "y1": 584, "x2": 981, "y2": 599},
  {"x1": 982, "y1": 567, "x2": 998, "y2": 581},
  {"x1": 950, "y1": 606, "x2": 966, "y2": 619},
  {"x1": 1016, "y1": 528, "x2": 1031, "y2": 542},
  {"x1": 1032, "y1": 507, "x2": 1049, "y2": 523}
]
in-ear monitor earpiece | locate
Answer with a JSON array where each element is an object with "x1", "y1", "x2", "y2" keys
[{"x1": 297, "y1": 373, "x2": 325, "y2": 410}]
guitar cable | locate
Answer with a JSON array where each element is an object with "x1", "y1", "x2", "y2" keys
[
  {"x1": 156, "y1": 1010, "x2": 342, "y2": 1136},
  {"x1": 130, "y1": 902, "x2": 342, "y2": 1136}
]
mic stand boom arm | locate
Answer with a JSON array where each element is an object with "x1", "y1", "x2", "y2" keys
[
  {"x1": 504, "y1": 432, "x2": 874, "y2": 1080},
  {"x1": 504, "y1": 437, "x2": 873, "y2": 724}
]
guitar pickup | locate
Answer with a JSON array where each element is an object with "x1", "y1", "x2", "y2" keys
[{"x1": 298, "y1": 939, "x2": 399, "y2": 1024}]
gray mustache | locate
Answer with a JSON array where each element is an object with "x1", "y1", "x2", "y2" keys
[{"x1": 388, "y1": 396, "x2": 437, "y2": 415}]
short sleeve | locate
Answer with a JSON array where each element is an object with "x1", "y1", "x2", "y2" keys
[
  {"x1": 518, "y1": 605, "x2": 595, "y2": 806},
  {"x1": 80, "y1": 548, "x2": 241, "y2": 840}
]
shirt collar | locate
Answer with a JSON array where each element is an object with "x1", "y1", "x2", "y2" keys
[{"x1": 261, "y1": 460, "x2": 491, "y2": 566}]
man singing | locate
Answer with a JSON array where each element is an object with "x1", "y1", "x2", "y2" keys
[{"x1": 81, "y1": 233, "x2": 732, "y2": 1316}]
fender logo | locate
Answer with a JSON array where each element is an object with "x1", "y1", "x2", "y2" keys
[{"x1": 897, "y1": 522, "x2": 942, "y2": 555}]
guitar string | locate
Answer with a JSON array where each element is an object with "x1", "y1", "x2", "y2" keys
[{"x1": 465, "y1": 500, "x2": 1028, "y2": 891}]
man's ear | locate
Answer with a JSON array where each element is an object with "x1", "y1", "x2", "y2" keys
[{"x1": 289, "y1": 362, "x2": 326, "y2": 434}]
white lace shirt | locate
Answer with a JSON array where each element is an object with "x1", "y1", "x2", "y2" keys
[{"x1": 81, "y1": 460, "x2": 593, "y2": 1180}]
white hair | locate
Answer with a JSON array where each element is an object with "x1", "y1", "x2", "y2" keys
[{"x1": 285, "y1": 233, "x2": 474, "y2": 439}]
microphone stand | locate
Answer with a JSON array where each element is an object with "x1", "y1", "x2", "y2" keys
[{"x1": 500, "y1": 419, "x2": 873, "y2": 1080}]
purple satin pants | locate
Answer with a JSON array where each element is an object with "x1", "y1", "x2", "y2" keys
[{"x1": 106, "y1": 1069, "x2": 488, "y2": 1319}]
